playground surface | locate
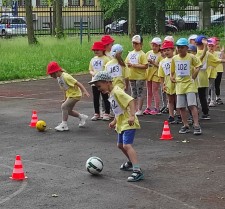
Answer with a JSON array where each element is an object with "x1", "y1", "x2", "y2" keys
[{"x1": 0, "y1": 74, "x2": 225, "y2": 209}]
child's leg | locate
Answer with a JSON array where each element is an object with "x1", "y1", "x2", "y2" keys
[
  {"x1": 92, "y1": 86, "x2": 101, "y2": 114},
  {"x1": 215, "y1": 72, "x2": 222, "y2": 98},
  {"x1": 198, "y1": 87, "x2": 209, "y2": 116},
  {"x1": 101, "y1": 92, "x2": 110, "y2": 114},
  {"x1": 167, "y1": 94, "x2": 175, "y2": 117},
  {"x1": 210, "y1": 78, "x2": 216, "y2": 102},
  {"x1": 152, "y1": 81, "x2": 160, "y2": 110},
  {"x1": 136, "y1": 80, "x2": 145, "y2": 111},
  {"x1": 61, "y1": 98, "x2": 79, "y2": 121},
  {"x1": 161, "y1": 90, "x2": 168, "y2": 109},
  {"x1": 146, "y1": 81, "x2": 153, "y2": 109},
  {"x1": 129, "y1": 80, "x2": 138, "y2": 110}
]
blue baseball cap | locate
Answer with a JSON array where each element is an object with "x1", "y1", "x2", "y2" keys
[
  {"x1": 188, "y1": 44, "x2": 197, "y2": 52},
  {"x1": 195, "y1": 35, "x2": 207, "y2": 45},
  {"x1": 176, "y1": 38, "x2": 189, "y2": 46}
]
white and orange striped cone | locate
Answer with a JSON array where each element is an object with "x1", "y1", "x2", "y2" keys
[
  {"x1": 10, "y1": 155, "x2": 27, "y2": 180},
  {"x1": 160, "y1": 120, "x2": 173, "y2": 140},
  {"x1": 29, "y1": 110, "x2": 38, "y2": 128}
]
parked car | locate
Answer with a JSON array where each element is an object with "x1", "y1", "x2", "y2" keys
[
  {"x1": 182, "y1": 15, "x2": 199, "y2": 29},
  {"x1": 166, "y1": 15, "x2": 185, "y2": 30},
  {"x1": 211, "y1": 14, "x2": 225, "y2": 26},
  {"x1": 0, "y1": 16, "x2": 27, "y2": 37},
  {"x1": 105, "y1": 18, "x2": 128, "y2": 34}
]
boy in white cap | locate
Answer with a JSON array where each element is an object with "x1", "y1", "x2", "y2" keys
[
  {"x1": 125, "y1": 35, "x2": 148, "y2": 116},
  {"x1": 89, "y1": 71, "x2": 144, "y2": 182}
]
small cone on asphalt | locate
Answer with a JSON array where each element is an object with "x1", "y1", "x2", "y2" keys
[
  {"x1": 160, "y1": 120, "x2": 173, "y2": 140},
  {"x1": 29, "y1": 110, "x2": 38, "y2": 127},
  {"x1": 10, "y1": 155, "x2": 27, "y2": 180}
]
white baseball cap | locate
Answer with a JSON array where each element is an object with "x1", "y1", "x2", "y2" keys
[
  {"x1": 188, "y1": 34, "x2": 198, "y2": 43},
  {"x1": 132, "y1": 35, "x2": 142, "y2": 43},
  {"x1": 164, "y1": 36, "x2": 174, "y2": 43},
  {"x1": 111, "y1": 44, "x2": 123, "y2": 57},
  {"x1": 151, "y1": 37, "x2": 162, "y2": 45}
]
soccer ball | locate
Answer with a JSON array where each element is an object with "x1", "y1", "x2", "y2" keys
[
  {"x1": 86, "y1": 156, "x2": 103, "y2": 175},
  {"x1": 36, "y1": 120, "x2": 47, "y2": 132}
]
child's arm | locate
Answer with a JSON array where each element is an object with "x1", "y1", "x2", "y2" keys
[
  {"x1": 109, "y1": 118, "x2": 117, "y2": 129},
  {"x1": 76, "y1": 81, "x2": 90, "y2": 97},
  {"x1": 124, "y1": 78, "x2": 129, "y2": 92},
  {"x1": 199, "y1": 40, "x2": 208, "y2": 61},
  {"x1": 192, "y1": 67, "x2": 200, "y2": 79},
  {"x1": 160, "y1": 77, "x2": 166, "y2": 92},
  {"x1": 128, "y1": 99, "x2": 135, "y2": 126}
]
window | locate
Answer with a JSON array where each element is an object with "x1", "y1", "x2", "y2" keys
[
  {"x1": 68, "y1": 0, "x2": 80, "y2": 6},
  {"x1": 83, "y1": 0, "x2": 95, "y2": 6},
  {"x1": 36, "y1": 0, "x2": 48, "y2": 6}
]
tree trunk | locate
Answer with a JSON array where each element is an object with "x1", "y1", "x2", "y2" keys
[
  {"x1": 25, "y1": 0, "x2": 38, "y2": 44},
  {"x1": 128, "y1": 0, "x2": 136, "y2": 37},
  {"x1": 156, "y1": 0, "x2": 166, "y2": 34},
  {"x1": 53, "y1": 0, "x2": 56, "y2": 36},
  {"x1": 55, "y1": 0, "x2": 64, "y2": 39}
]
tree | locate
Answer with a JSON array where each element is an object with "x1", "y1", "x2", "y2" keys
[
  {"x1": 25, "y1": 0, "x2": 38, "y2": 44},
  {"x1": 55, "y1": 0, "x2": 64, "y2": 38},
  {"x1": 128, "y1": 0, "x2": 136, "y2": 37}
]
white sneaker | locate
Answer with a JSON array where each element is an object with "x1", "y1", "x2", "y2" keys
[
  {"x1": 135, "y1": 110, "x2": 143, "y2": 116},
  {"x1": 55, "y1": 123, "x2": 69, "y2": 131},
  {"x1": 79, "y1": 114, "x2": 88, "y2": 127},
  {"x1": 102, "y1": 114, "x2": 111, "y2": 121},
  {"x1": 209, "y1": 101, "x2": 216, "y2": 107}
]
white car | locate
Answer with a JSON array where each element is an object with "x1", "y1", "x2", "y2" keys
[{"x1": 0, "y1": 16, "x2": 27, "y2": 36}]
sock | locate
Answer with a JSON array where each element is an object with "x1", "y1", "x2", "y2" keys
[
  {"x1": 62, "y1": 121, "x2": 67, "y2": 125},
  {"x1": 78, "y1": 114, "x2": 82, "y2": 119},
  {"x1": 133, "y1": 164, "x2": 141, "y2": 172},
  {"x1": 216, "y1": 96, "x2": 220, "y2": 100}
]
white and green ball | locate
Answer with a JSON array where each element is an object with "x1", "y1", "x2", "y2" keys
[{"x1": 86, "y1": 157, "x2": 103, "y2": 175}]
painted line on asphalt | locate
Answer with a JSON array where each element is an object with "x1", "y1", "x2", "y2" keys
[{"x1": 0, "y1": 164, "x2": 28, "y2": 205}]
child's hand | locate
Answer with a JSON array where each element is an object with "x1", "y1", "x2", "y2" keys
[
  {"x1": 128, "y1": 116, "x2": 135, "y2": 126},
  {"x1": 170, "y1": 76, "x2": 176, "y2": 83},
  {"x1": 83, "y1": 91, "x2": 90, "y2": 97},
  {"x1": 202, "y1": 39, "x2": 208, "y2": 45},
  {"x1": 127, "y1": 63, "x2": 132, "y2": 68},
  {"x1": 109, "y1": 120, "x2": 116, "y2": 129}
]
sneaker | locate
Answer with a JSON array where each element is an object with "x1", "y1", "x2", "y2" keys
[
  {"x1": 216, "y1": 98, "x2": 223, "y2": 105},
  {"x1": 149, "y1": 108, "x2": 161, "y2": 115},
  {"x1": 127, "y1": 171, "x2": 144, "y2": 182},
  {"x1": 201, "y1": 114, "x2": 211, "y2": 120},
  {"x1": 168, "y1": 116, "x2": 176, "y2": 124},
  {"x1": 78, "y1": 114, "x2": 88, "y2": 127},
  {"x1": 55, "y1": 123, "x2": 69, "y2": 131},
  {"x1": 193, "y1": 125, "x2": 202, "y2": 135},
  {"x1": 102, "y1": 113, "x2": 111, "y2": 121},
  {"x1": 91, "y1": 114, "x2": 101, "y2": 121},
  {"x1": 176, "y1": 115, "x2": 183, "y2": 124},
  {"x1": 209, "y1": 101, "x2": 216, "y2": 107},
  {"x1": 135, "y1": 110, "x2": 143, "y2": 116},
  {"x1": 179, "y1": 126, "x2": 190, "y2": 134},
  {"x1": 143, "y1": 108, "x2": 151, "y2": 115},
  {"x1": 207, "y1": 97, "x2": 211, "y2": 104},
  {"x1": 120, "y1": 162, "x2": 133, "y2": 171}
]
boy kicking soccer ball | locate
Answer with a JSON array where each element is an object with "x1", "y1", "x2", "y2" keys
[{"x1": 89, "y1": 71, "x2": 144, "y2": 182}]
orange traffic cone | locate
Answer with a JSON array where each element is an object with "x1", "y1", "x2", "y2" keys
[
  {"x1": 10, "y1": 155, "x2": 27, "y2": 180},
  {"x1": 160, "y1": 120, "x2": 173, "y2": 140},
  {"x1": 29, "y1": 110, "x2": 38, "y2": 127}
]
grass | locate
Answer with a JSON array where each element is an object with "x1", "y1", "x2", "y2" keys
[{"x1": 0, "y1": 30, "x2": 224, "y2": 81}]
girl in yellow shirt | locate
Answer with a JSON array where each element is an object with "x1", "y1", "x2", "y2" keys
[{"x1": 47, "y1": 61, "x2": 90, "y2": 131}]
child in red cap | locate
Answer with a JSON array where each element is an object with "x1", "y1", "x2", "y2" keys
[
  {"x1": 101, "y1": 35, "x2": 115, "y2": 59},
  {"x1": 89, "y1": 41, "x2": 111, "y2": 121},
  {"x1": 47, "y1": 61, "x2": 90, "y2": 131}
]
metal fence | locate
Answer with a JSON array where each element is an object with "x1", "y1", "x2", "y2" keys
[{"x1": 0, "y1": 6, "x2": 105, "y2": 36}]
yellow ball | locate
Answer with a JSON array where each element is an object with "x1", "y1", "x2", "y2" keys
[{"x1": 36, "y1": 120, "x2": 47, "y2": 132}]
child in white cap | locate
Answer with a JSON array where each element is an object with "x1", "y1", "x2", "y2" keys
[
  {"x1": 105, "y1": 44, "x2": 130, "y2": 91},
  {"x1": 144, "y1": 37, "x2": 163, "y2": 115},
  {"x1": 125, "y1": 35, "x2": 148, "y2": 116}
]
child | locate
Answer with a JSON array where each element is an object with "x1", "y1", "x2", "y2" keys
[
  {"x1": 188, "y1": 34, "x2": 198, "y2": 45},
  {"x1": 89, "y1": 71, "x2": 144, "y2": 182},
  {"x1": 144, "y1": 37, "x2": 163, "y2": 115},
  {"x1": 105, "y1": 44, "x2": 129, "y2": 91},
  {"x1": 47, "y1": 61, "x2": 90, "y2": 131},
  {"x1": 89, "y1": 41, "x2": 111, "y2": 121},
  {"x1": 125, "y1": 35, "x2": 148, "y2": 116},
  {"x1": 170, "y1": 38, "x2": 202, "y2": 135},
  {"x1": 158, "y1": 40, "x2": 177, "y2": 123},
  {"x1": 101, "y1": 35, "x2": 115, "y2": 59},
  {"x1": 195, "y1": 35, "x2": 225, "y2": 119}
]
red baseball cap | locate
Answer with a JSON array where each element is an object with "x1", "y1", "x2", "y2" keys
[
  {"x1": 91, "y1": 41, "x2": 105, "y2": 51},
  {"x1": 161, "y1": 41, "x2": 174, "y2": 50},
  {"x1": 47, "y1": 61, "x2": 62, "y2": 75},
  {"x1": 101, "y1": 35, "x2": 115, "y2": 46}
]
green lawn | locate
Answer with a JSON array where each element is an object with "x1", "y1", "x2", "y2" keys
[{"x1": 0, "y1": 33, "x2": 224, "y2": 81}]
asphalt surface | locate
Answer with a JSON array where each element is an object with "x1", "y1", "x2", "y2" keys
[{"x1": 0, "y1": 74, "x2": 225, "y2": 209}]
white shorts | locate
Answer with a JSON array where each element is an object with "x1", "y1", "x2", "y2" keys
[{"x1": 176, "y1": 93, "x2": 197, "y2": 108}]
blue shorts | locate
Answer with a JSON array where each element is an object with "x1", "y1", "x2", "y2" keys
[{"x1": 117, "y1": 129, "x2": 136, "y2": 145}]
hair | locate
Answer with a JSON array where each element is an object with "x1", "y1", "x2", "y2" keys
[{"x1": 115, "y1": 53, "x2": 126, "y2": 67}]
